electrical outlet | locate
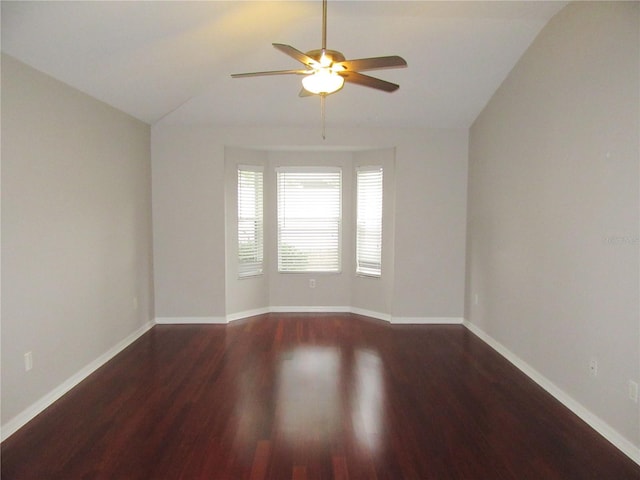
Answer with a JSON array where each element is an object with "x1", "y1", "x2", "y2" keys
[
  {"x1": 24, "y1": 351, "x2": 33, "y2": 372},
  {"x1": 629, "y1": 381, "x2": 638, "y2": 403},
  {"x1": 309, "y1": 279, "x2": 316, "y2": 289},
  {"x1": 133, "y1": 296, "x2": 139, "y2": 311},
  {"x1": 589, "y1": 358, "x2": 598, "y2": 377},
  {"x1": 474, "y1": 294, "x2": 479, "y2": 305}
]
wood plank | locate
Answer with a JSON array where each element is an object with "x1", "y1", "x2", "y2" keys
[
  {"x1": 250, "y1": 440, "x2": 271, "y2": 480},
  {"x1": 292, "y1": 465, "x2": 307, "y2": 480},
  {"x1": 332, "y1": 455, "x2": 349, "y2": 480},
  {"x1": 2, "y1": 314, "x2": 639, "y2": 479}
]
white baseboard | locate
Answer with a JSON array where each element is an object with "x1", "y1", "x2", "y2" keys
[
  {"x1": 350, "y1": 307, "x2": 392, "y2": 322},
  {"x1": 157, "y1": 308, "x2": 379, "y2": 324},
  {"x1": 154, "y1": 316, "x2": 227, "y2": 324},
  {"x1": 463, "y1": 320, "x2": 640, "y2": 466},
  {"x1": 225, "y1": 306, "x2": 391, "y2": 323},
  {"x1": 226, "y1": 307, "x2": 270, "y2": 322},
  {"x1": 221, "y1": 308, "x2": 463, "y2": 325},
  {"x1": 269, "y1": 305, "x2": 351, "y2": 313},
  {"x1": 391, "y1": 316, "x2": 464, "y2": 325},
  {"x1": 1, "y1": 321, "x2": 154, "y2": 442}
]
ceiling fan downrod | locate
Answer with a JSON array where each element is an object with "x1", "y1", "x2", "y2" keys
[{"x1": 322, "y1": 0, "x2": 328, "y2": 52}]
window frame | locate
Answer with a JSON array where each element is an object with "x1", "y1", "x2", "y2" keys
[
  {"x1": 276, "y1": 166, "x2": 343, "y2": 274},
  {"x1": 355, "y1": 165, "x2": 383, "y2": 278},
  {"x1": 237, "y1": 165, "x2": 264, "y2": 278}
]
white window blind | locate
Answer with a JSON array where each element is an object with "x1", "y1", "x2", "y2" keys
[
  {"x1": 277, "y1": 167, "x2": 342, "y2": 273},
  {"x1": 238, "y1": 166, "x2": 264, "y2": 277},
  {"x1": 356, "y1": 166, "x2": 383, "y2": 277}
]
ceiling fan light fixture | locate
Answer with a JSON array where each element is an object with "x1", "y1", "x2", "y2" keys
[
  {"x1": 319, "y1": 51, "x2": 332, "y2": 67},
  {"x1": 302, "y1": 69, "x2": 344, "y2": 94},
  {"x1": 231, "y1": 0, "x2": 407, "y2": 137}
]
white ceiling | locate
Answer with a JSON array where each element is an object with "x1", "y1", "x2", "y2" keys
[{"x1": 1, "y1": 1, "x2": 566, "y2": 129}]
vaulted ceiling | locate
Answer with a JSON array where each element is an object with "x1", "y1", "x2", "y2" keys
[{"x1": 1, "y1": 1, "x2": 566, "y2": 128}]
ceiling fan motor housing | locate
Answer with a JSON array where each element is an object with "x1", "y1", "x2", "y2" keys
[{"x1": 305, "y1": 49, "x2": 346, "y2": 64}]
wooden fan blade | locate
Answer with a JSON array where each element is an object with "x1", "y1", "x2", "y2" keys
[
  {"x1": 231, "y1": 69, "x2": 310, "y2": 78},
  {"x1": 340, "y1": 71, "x2": 400, "y2": 92},
  {"x1": 272, "y1": 43, "x2": 319, "y2": 67},
  {"x1": 336, "y1": 56, "x2": 407, "y2": 72}
]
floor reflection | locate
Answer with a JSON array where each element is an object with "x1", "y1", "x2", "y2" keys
[
  {"x1": 233, "y1": 342, "x2": 386, "y2": 456},
  {"x1": 351, "y1": 349, "x2": 384, "y2": 453},
  {"x1": 276, "y1": 347, "x2": 342, "y2": 445}
]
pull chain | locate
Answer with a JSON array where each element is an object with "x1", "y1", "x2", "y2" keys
[{"x1": 321, "y1": 94, "x2": 326, "y2": 140}]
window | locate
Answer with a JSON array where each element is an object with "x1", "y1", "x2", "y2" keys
[
  {"x1": 356, "y1": 166, "x2": 383, "y2": 277},
  {"x1": 277, "y1": 167, "x2": 342, "y2": 273},
  {"x1": 237, "y1": 166, "x2": 264, "y2": 277}
]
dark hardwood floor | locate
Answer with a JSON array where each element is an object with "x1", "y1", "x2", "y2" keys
[{"x1": 2, "y1": 313, "x2": 639, "y2": 479}]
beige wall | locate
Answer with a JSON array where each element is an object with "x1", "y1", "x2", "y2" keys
[
  {"x1": 351, "y1": 149, "x2": 396, "y2": 317},
  {"x1": 224, "y1": 147, "x2": 269, "y2": 316},
  {"x1": 1, "y1": 55, "x2": 154, "y2": 428},
  {"x1": 151, "y1": 129, "x2": 226, "y2": 319},
  {"x1": 265, "y1": 151, "x2": 354, "y2": 310},
  {"x1": 152, "y1": 126, "x2": 468, "y2": 322},
  {"x1": 466, "y1": 1, "x2": 639, "y2": 450},
  {"x1": 223, "y1": 147, "x2": 397, "y2": 318}
]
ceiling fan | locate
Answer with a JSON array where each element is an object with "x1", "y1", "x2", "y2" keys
[{"x1": 231, "y1": 0, "x2": 407, "y2": 137}]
